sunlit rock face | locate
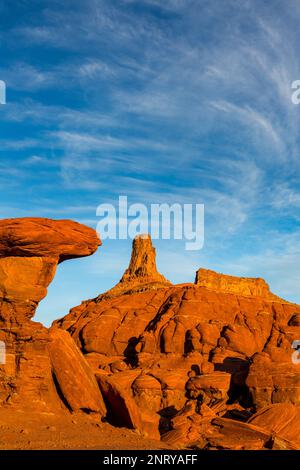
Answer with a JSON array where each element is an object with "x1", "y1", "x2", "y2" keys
[
  {"x1": 0, "y1": 217, "x2": 100, "y2": 324},
  {"x1": 101, "y1": 234, "x2": 172, "y2": 299},
  {"x1": 195, "y1": 268, "x2": 280, "y2": 300},
  {"x1": 1, "y1": 221, "x2": 300, "y2": 449},
  {"x1": 56, "y1": 234, "x2": 300, "y2": 447},
  {"x1": 0, "y1": 218, "x2": 104, "y2": 418}
]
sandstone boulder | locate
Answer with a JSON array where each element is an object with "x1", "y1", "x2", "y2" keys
[
  {"x1": 0, "y1": 217, "x2": 100, "y2": 261},
  {"x1": 248, "y1": 403, "x2": 300, "y2": 446},
  {"x1": 48, "y1": 328, "x2": 106, "y2": 415},
  {"x1": 246, "y1": 352, "x2": 300, "y2": 408},
  {"x1": 0, "y1": 218, "x2": 100, "y2": 324},
  {"x1": 96, "y1": 371, "x2": 160, "y2": 439},
  {"x1": 186, "y1": 372, "x2": 231, "y2": 404}
]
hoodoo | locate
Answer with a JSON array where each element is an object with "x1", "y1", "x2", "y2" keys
[
  {"x1": 100, "y1": 234, "x2": 172, "y2": 298},
  {"x1": 0, "y1": 217, "x2": 105, "y2": 418}
]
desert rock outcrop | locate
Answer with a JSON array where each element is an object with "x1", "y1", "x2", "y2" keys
[
  {"x1": 195, "y1": 268, "x2": 281, "y2": 300},
  {"x1": 0, "y1": 217, "x2": 103, "y2": 418},
  {"x1": 102, "y1": 234, "x2": 171, "y2": 299},
  {"x1": 49, "y1": 328, "x2": 106, "y2": 415},
  {"x1": 0, "y1": 218, "x2": 100, "y2": 323},
  {"x1": 56, "y1": 233, "x2": 300, "y2": 448},
  {"x1": 1, "y1": 221, "x2": 300, "y2": 450}
]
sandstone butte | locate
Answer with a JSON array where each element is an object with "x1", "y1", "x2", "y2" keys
[{"x1": 0, "y1": 218, "x2": 300, "y2": 450}]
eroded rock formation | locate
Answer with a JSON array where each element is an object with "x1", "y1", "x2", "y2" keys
[
  {"x1": 0, "y1": 217, "x2": 103, "y2": 417},
  {"x1": 56, "y1": 233, "x2": 300, "y2": 449},
  {"x1": 102, "y1": 234, "x2": 171, "y2": 298},
  {"x1": 1, "y1": 221, "x2": 300, "y2": 450},
  {"x1": 195, "y1": 268, "x2": 281, "y2": 300},
  {"x1": 0, "y1": 217, "x2": 100, "y2": 323}
]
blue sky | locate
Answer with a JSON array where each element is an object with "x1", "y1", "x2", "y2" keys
[{"x1": 1, "y1": 0, "x2": 300, "y2": 325}]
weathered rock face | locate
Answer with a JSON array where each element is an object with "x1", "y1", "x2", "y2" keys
[
  {"x1": 56, "y1": 234, "x2": 300, "y2": 448},
  {"x1": 195, "y1": 268, "x2": 280, "y2": 300},
  {"x1": 48, "y1": 328, "x2": 106, "y2": 415},
  {"x1": 162, "y1": 401, "x2": 300, "y2": 450},
  {"x1": 1, "y1": 221, "x2": 300, "y2": 450},
  {"x1": 0, "y1": 217, "x2": 100, "y2": 261},
  {"x1": 246, "y1": 352, "x2": 300, "y2": 409},
  {"x1": 0, "y1": 218, "x2": 103, "y2": 418},
  {"x1": 0, "y1": 256, "x2": 57, "y2": 323},
  {"x1": 0, "y1": 321, "x2": 65, "y2": 412},
  {"x1": 162, "y1": 400, "x2": 273, "y2": 450},
  {"x1": 0, "y1": 218, "x2": 100, "y2": 324},
  {"x1": 248, "y1": 403, "x2": 300, "y2": 446},
  {"x1": 186, "y1": 372, "x2": 231, "y2": 405}
]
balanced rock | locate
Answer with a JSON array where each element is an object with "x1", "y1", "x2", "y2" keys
[
  {"x1": 0, "y1": 217, "x2": 100, "y2": 261},
  {"x1": 0, "y1": 218, "x2": 100, "y2": 323},
  {"x1": 0, "y1": 218, "x2": 103, "y2": 418},
  {"x1": 96, "y1": 371, "x2": 160, "y2": 439}
]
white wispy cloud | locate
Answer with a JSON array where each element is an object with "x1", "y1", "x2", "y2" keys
[{"x1": 2, "y1": 0, "x2": 300, "y2": 320}]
